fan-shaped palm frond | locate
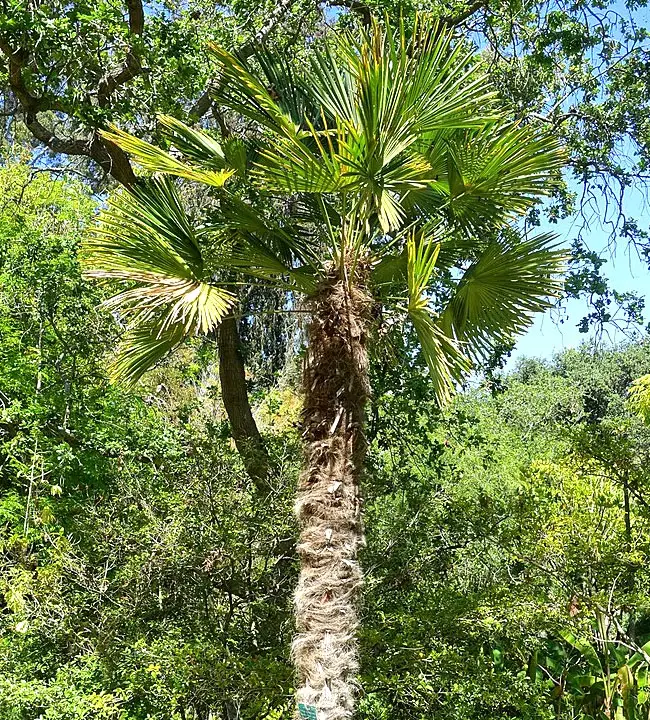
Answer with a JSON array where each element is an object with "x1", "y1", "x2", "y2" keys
[
  {"x1": 412, "y1": 123, "x2": 566, "y2": 231},
  {"x1": 108, "y1": 320, "x2": 189, "y2": 385},
  {"x1": 438, "y1": 231, "x2": 566, "y2": 360},
  {"x1": 208, "y1": 42, "x2": 302, "y2": 136},
  {"x1": 211, "y1": 17, "x2": 498, "y2": 234},
  {"x1": 101, "y1": 124, "x2": 232, "y2": 187},
  {"x1": 403, "y1": 229, "x2": 566, "y2": 401},
  {"x1": 310, "y1": 16, "x2": 496, "y2": 138},
  {"x1": 83, "y1": 178, "x2": 236, "y2": 381}
]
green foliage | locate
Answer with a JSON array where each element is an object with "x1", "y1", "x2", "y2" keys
[
  {"x1": 360, "y1": 340, "x2": 650, "y2": 720},
  {"x1": 0, "y1": 163, "x2": 297, "y2": 719},
  {"x1": 629, "y1": 374, "x2": 650, "y2": 425},
  {"x1": 85, "y1": 15, "x2": 566, "y2": 403},
  {"x1": 2, "y1": 113, "x2": 650, "y2": 720}
]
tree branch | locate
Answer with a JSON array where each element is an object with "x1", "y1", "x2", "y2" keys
[
  {"x1": 22, "y1": 113, "x2": 136, "y2": 185},
  {"x1": 97, "y1": 0, "x2": 145, "y2": 106},
  {"x1": 440, "y1": 0, "x2": 488, "y2": 26},
  {"x1": 0, "y1": 7, "x2": 139, "y2": 187},
  {"x1": 126, "y1": 0, "x2": 145, "y2": 35},
  {"x1": 0, "y1": 38, "x2": 44, "y2": 113},
  {"x1": 327, "y1": 0, "x2": 371, "y2": 27},
  {"x1": 24, "y1": 113, "x2": 89, "y2": 156}
]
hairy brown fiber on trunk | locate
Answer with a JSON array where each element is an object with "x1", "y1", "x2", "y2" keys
[{"x1": 293, "y1": 265, "x2": 371, "y2": 720}]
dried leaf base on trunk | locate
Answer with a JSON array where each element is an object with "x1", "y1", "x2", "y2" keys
[{"x1": 293, "y1": 268, "x2": 371, "y2": 720}]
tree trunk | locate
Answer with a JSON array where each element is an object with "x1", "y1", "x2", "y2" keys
[
  {"x1": 293, "y1": 268, "x2": 371, "y2": 720},
  {"x1": 218, "y1": 316, "x2": 271, "y2": 493}
]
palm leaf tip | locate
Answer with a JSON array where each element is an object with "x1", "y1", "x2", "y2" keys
[
  {"x1": 108, "y1": 321, "x2": 187, "y2": 386},
  {"x1": 629, "y1": 374, "x2": 650, "y2": 424},
  {"x1": 100, "y1": 126, "x2": 233, "y2": 187},
  {"x1": 405, "y1": 234, "x2": 471, "y2": 404}
]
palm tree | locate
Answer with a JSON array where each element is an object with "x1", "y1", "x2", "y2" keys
[{"x1": 82, "y1": 15, "x2": 566, "y2": 720}]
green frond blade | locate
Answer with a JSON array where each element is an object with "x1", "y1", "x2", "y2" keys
[
  {"x1": 438, "y1": 231, "x2": 567, "y2": 360},
  {"x1": 405, "y1": 231, "x2": 471, "y2": 404},
  {"x1": 109, "y1": 321, "x2": 188, "y2": 385},
  {"x1": 100, "y1": 126, "x2": 233, "y2": 187},
  {"x1": 83, "y1": 177, "x2": 201, "y2": 280},
  {"x1": 629, "y1": 374, "x2": 650, "y2": 424},
  {"x1": 419, "y1": 123, "x2": 567, "y2": 230},
  {"x1": 208, "y1": 43, "x2": 300, "y2": 136},
  {"x1": 157, "y1": 114, "x2": 227, "y2": 169},
  {"x1": 409, "y1": 305, "x2": 472, "y2": 405},
  {"x1": 83, "y1": 178, "x2": 236, "y2": 379}
]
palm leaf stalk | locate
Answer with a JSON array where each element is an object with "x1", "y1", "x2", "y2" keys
[{"x1": 83, "y1": 15, "x2": 567, "y2": 720}]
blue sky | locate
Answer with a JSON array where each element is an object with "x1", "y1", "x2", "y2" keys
[
  {"x1": 507, "y1": 186, "x2": 649, "y2": 368},
  {"x1": 499, "y1": 0, "x2": 650, "y2": 368}
]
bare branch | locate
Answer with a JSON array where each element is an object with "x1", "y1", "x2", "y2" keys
[
  {"x1": 440, "y1": 0, "x2": 488, "y2": 26},
  {"x1": 24, "y1": 113, "x2": 89, "y2": 156},
  {"x1": 97, "y1": 0, "x2": 145, "y2": 106}
]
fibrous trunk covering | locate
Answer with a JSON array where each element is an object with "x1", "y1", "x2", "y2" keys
[{"x1": 294, "y1": 267, "x2": 371, "y2": 720}]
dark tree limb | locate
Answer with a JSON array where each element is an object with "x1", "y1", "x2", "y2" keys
[
  {"x1": 22, "y1": 113, "x2": 137, "y2": 185},
  {"x1": 440, "y1": 0, "x2": 488, "y2": 26},
  {"x1": 97, "y1": 0, "x2": 145, "y2": 106},
  {"x1": 126, "y1": 0, "x2": 145, "y2": 34},
  {"x1": 217, "y1": 317, "x2": 272, "y2": 494},
  {"x1": 0, "y1": 0, "x2": 142, "y2": 186},
  {"x1": 189, "y1": 88, "x2": 215, "y2": 120}
]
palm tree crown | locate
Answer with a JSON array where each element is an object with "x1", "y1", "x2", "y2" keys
[{"x1": 84, "y1": 15, "x2": 566, "y2": 401}]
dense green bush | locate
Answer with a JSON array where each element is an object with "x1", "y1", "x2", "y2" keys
[{"x1": 2, "y1": 164, "x2": 650, "y2": 719}]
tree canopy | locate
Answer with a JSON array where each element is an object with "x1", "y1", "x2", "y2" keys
[{"x1": 2, "y1": 1, "x2": 650, "y2": 718}]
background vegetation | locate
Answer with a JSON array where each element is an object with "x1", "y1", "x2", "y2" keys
[{"x1": 2, "y1": 0, "x2": 650, "y2": 718}]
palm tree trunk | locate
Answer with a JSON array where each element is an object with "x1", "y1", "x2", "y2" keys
[
  {"x1": 293, "y1": 268, "x2": 371, "y2": 720},
  {"x1": 218, "y1": 316, "x2": 271, "y2": 493}
]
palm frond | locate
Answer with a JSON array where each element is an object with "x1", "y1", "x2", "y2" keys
[
  {"x1": 416, "y1": 123, "x2": 566, "y2": 231},
  {"x1": 209, "y1": 195, "x2": 320, "y2": 284},
  {"x1": 157, "y1": 114, "x2": 228, "y2": 169},
  {"x1": 82, "y1": 178, "x2": 236, "y2": 382},
  {"x1": 84, "y1": 177, "x2": 202, "y2": 278},
  {"x1": 101, "y1": 277, "x2": 234, "y2": 335},
  {"x1": 209, "y1": 43, "x2": 301, "y2": 136},
  {"x1": 311, "y1": 16, "x2": 496, "y2": 139},
  {"x1": 256, "y1": 129, "x2": 347, "y2": 194},
  {"x1": 108, "y1": 320, "x2": 188, "y2": 385},
  {"x1": 267, "y1": 17, "x2": 497, "y2": 231},
  {"x1": 406, "y1": 233, "x2": 471, "y2": 403},
  {"x1": 438, "y1": 231, "x2": 567, "y2": 360},
  {"x1": 84, "y1": 179, "x2": 220, "y2": 291},
  {"x1": 100, "y1": 125, "x2": 233, "y2": 187},
  {"x1": 409, "y1": 307, "x2": 472, "y2": 405}
]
